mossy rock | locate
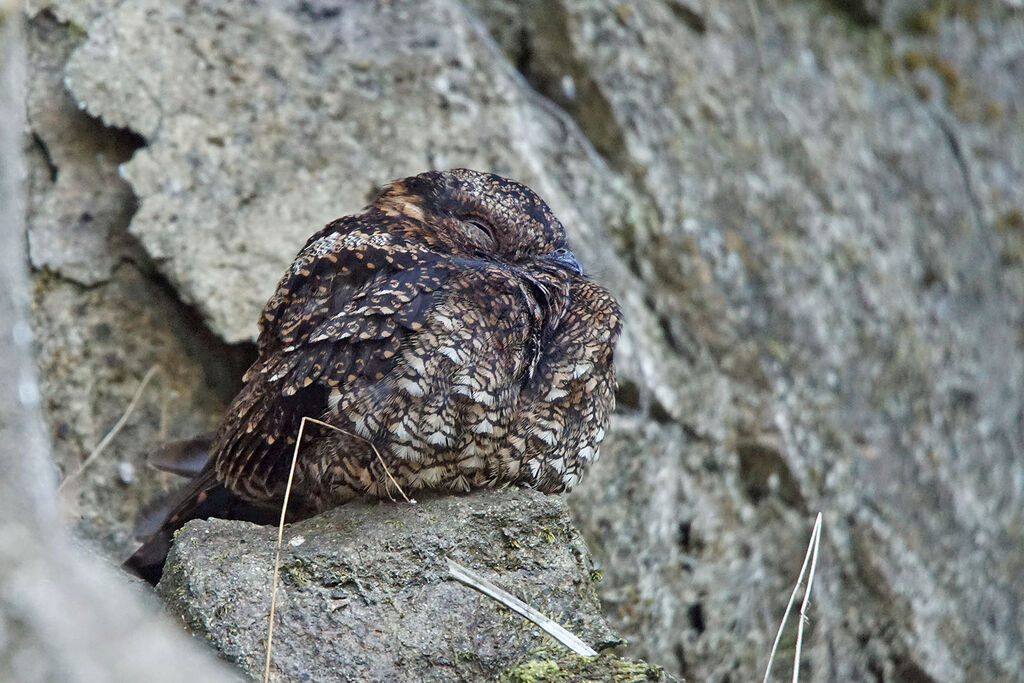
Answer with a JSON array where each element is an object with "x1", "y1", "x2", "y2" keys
[{"x1": 501, "y1": 651, "x2": 669, "y2": 683}]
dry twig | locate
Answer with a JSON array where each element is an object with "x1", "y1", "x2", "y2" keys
[
  {"x1": 447, "y1": 558, "x2": 598, "y2": 657},
  {"x1": 59, "y1": 364, "x2": 160, "y2": 492},
  {"x1": 263, "y1": 415, "x2": 414, "y2": 683},
  {"x1": 762, "y1": 512, "x2": 823, "y2": 683}
]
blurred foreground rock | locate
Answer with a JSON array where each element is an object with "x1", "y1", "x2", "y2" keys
[
  {"x1": 157, "y1": 489, "x2": 649, "y2": 682},
  {"x1": 0, "y1": 10, "x2": 236, "y2": 682}
]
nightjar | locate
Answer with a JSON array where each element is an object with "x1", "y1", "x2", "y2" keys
[{"x1": 125, "y1": 169, "x2": 621, "y2": 583}]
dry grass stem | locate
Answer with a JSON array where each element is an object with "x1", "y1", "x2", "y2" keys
[
  {"x1": 762, "y1": 512, "x2": 823, "y2": 683},
  {"x1": 447, "y1": 557, "x2": 598, "y2": 657},
  {"x1": 791, "y1": 512, "x2": 822, "y2": 683},
  {"x1": 263, "y1": 415, "x2": 309, "y2": 683},
  {"x1": 59, "y1": 364, "x2": 160, "y2": 492},
  {"x1": 263, "y1": 415, "x2": 415, "y2": 683},
  {"x1": 302, "y1": 416, "x2": 413, "y2": 503}
]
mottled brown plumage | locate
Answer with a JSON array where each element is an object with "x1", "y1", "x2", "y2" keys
[{"x1": 125, "y1": 169, "x2": 621, "y2": 583}]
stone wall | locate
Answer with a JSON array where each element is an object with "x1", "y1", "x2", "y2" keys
[{"x1": 23, "y1": 0, "x2": 1024, "y2": 680}]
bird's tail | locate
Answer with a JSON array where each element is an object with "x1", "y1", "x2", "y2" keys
[{"x1": 122, "y1": 439, "x2": 278, "y2": 585}]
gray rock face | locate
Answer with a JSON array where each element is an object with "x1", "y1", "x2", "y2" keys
[
  {"x1": 51, "y1": 0, "x2": 690, "y2": 422},
  {"x1": 25, "y1": 10, "x2": 252, "y2": 555},
  {"x1": 542, "y1": 2, "x2": 1024, "y2": 680},
  {"x1": 159, "y1": 490, "x2": 621, "y2": 682},
  {"x1": 22, "y1": 0, "x2": 1024, "y2": 681},
  {"x1": 24, "y1": 11, "x2": 142, "y2": 286}
]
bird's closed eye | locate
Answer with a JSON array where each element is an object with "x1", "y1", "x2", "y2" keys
[{"x1": 461, "y1": 217, "x2": 497, "y2": 252}]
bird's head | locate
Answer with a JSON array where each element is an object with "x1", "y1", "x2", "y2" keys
[{"x1": 373, "y1": 169, "x2": 583, "y2": 274}]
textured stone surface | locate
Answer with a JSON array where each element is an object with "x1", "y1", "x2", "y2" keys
[
  {"x1": 24, "y1": 10, "x2": 143, "y2": 286},
  {"x1": 546, "y1": 2, "x2": 1024, "y2": 680},
  {"x1": 571, "y1": 417, "x2": 777, "y2": 680},
  {"x1": 24, "y1": 8, "x2": 255, "y2": 557},
  {"x1": 56, "y1": 0, "x2": 688, "y2": 422},
  {"x1": 159, "y1": 489, "x2": 621, "y2": 682},
  {"x1": 32, "y1": 265, "x2": 247, "y2": 555},
  {"x1": 21, "y1": 0, "x2": 1024, "y2": 681}
]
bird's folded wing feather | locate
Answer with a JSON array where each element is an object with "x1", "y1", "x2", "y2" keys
[
  {"x1": 213, "y1": 217, "x2": 451, "y2": 497},
  {"x1": 211, "y1": 219, "x2": 543, "y2": 500}
]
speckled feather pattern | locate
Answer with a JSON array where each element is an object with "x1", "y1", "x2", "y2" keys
[{"x1": 210, "y1": 169, "x2": 622, "y2": 512}]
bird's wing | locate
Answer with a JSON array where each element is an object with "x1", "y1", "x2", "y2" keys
[
  {"x1": 212, "y1": 215, "x2": 454, "y2": 500},
  {"x1": 256, "y1": 213, "x2": 435, "y2": 360}
]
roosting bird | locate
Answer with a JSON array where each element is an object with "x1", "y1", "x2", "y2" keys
[{"x1": 125, "y1": 169, "x2": 622, "y2": 584}]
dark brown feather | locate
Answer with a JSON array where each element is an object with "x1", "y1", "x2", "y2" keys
[{"x1": 124, "y1": 169, "x2": 621, "y2": 584}]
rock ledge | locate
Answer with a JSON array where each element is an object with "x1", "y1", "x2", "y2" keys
[{"x1": 159, "y1": 489, "x2": 633, "y2": 682}]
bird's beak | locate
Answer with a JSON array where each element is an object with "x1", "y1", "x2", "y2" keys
[{"x1": 544, "y1": 247, "x2": 584, "y2": 275}]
